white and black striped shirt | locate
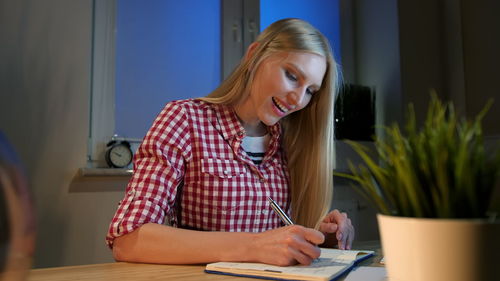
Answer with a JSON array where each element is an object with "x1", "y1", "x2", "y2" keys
[{"x1": 241, "y1": 134, "x2": 270, "y2": 165}]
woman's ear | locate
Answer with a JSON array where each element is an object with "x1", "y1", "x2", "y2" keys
[{"x1": 244, "y1": 42, "x2": 260, "y2": 61}]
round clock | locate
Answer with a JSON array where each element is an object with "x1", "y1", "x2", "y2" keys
[{"x1": 105, "y1": 140, "x2": 133, "y2": 168}]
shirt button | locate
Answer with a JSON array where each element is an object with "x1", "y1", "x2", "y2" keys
[
  {"x1": 259, "y1": 178, "x2": 265, "y2": 183},
  {"x1": 223, "y1": 170, "x2": 230, "y2": 175},
  {"x1": 262, "y1": 210, "x2": 269, "y2": 215},
  {"x1": 127, "y1": 190, "x2": 134, "y2": 196}
]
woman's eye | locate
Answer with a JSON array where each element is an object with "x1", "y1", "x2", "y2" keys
[{"x1": 285, "y1": 70, "x2": 297, "y2": 82}]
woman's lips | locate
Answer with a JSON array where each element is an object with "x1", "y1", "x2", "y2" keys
[{"x1": 272, "y1": 97, "x2": 290, "y2": 113}]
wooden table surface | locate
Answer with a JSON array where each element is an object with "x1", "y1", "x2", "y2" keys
[{"x1": 28, "y1": 241, "x2": 383, "y2": 281}]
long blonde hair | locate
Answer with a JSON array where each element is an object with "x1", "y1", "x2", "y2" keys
[{"x1": 202, "y1": 18, "x2": 339, "y2": 229}]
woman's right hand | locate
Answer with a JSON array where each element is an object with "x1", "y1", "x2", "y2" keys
[{"x1": 250, "y1": 225, "x2": 325, "y2": 266}]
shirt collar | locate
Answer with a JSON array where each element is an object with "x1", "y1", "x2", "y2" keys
[{"x1": 209, "y1": 102, "x2": 245, "y2": 140}]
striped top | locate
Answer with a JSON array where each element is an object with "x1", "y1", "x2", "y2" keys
[{"x1": 241, "y1": 134, "x2": 270, "y2": 165}]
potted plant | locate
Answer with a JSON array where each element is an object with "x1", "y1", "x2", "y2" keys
[{"x1": 335, "y1": 94, "x2": 500, "y2": 281}]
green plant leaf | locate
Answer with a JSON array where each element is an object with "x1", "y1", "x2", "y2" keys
[{"x1": 335, "y1": 93, "x2": 500, "y2": 218}]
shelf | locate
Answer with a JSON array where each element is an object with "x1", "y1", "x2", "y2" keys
[{"x1": 79, "y1": 167, "x2": 133, "y2": 177}]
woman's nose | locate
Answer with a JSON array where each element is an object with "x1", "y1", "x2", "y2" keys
[{"x1": 287, "y1": 88, "x2": 307, "y2": 107}]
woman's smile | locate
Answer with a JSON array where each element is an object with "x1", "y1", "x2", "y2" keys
[{"x1": 272, "y1": 97, "x2": 293, "y2": 115}]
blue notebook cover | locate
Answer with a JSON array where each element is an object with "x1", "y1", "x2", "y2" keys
[{"x1": 205, "y1": 249, "x2": 374, "y2": 281}]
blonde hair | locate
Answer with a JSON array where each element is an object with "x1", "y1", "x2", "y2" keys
[{"x1": 202, "y1": 18, "x2": 339, "y2": 229}]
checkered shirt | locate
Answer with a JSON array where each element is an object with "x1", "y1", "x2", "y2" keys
[{"x1": 106, "y1": 99, "x2": 290, "y2": 248}]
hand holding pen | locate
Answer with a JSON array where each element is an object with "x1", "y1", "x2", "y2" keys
[{"x1": 251, "y1": 197, "x2": 323, "y2": 266}]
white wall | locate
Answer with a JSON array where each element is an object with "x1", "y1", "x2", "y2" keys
[{"x1": 0, "y1": 0, "x2": 125, "y2": 267}]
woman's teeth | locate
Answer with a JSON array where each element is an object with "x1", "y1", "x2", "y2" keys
[{"x1": 272, "y1": 97, "x2": 288, "y2": 113}]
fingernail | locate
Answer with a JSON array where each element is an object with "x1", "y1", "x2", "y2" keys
[{"x1": 337, "y1": 232, "x2": 342, "y2": 241}]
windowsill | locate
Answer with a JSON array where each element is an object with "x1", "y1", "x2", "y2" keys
[{"x1": 79, "y1": 167, "x2": 133, "y2": 177}]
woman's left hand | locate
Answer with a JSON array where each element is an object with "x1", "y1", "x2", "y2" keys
[{"x1": 318, "y1": 209, "x2": 354, "y2": 250}]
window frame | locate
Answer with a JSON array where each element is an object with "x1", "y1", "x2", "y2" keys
[{"x1": 88, "y1": 0, "x2": 117, "y2": 168}]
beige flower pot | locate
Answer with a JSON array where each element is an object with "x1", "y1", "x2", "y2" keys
[{"x1": 378, "y1": 214, "x2": 500, "y2": 281}]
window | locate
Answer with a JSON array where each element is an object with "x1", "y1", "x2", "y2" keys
[{"x1": 88, "y1": 0, "x2": 341, "y2": 170}]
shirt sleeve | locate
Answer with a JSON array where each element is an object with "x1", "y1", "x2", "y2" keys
[{"x1": 106, "y1": 101, "x2": 192, "y2": 248}]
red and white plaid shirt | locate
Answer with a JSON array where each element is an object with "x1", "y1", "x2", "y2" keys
[{"x1": 106, "y1": 99, "x2": 290, "y2": 248}]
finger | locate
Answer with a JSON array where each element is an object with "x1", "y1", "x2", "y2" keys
[
  {"x1": 332, "y1": 209, "x2": 343, "y2": 219},
  {"x1": 335, "y1": 212, "x2": 348, "y2": 237},
  {"x1": 338, "y1": 217, "x2": 354, "y2": 250},
  {"x1": 346, "y1": 221, "x2": 355, "y2": 250},
  {"x1": 289, "y1": 246, "x2": 314, "y2": 265},
  {"x1": 286, "y1": 227, "x2": 322, "y2": 260},
  {"x1": 302, "y1": 227, "x2": 325, "y2": 245},
  {"x1": 296, "y1": 238, "x2": 321, "y2": 261},
  {"x1": 280, "y1": 235, "x2": 319, "y2": 265},
  {"x1": 346, "y1": 234, "x2": 354, "y2": 250},
  {"x1": 318, "y1": 222, "x2": 338, "y2": 234},
  {"x1": 337, "y1": 231, "x2": 345, "y2": 250},
  {"x1": 322, "y1": 210, "x2": 337, "y2": 222},
  {"x1": 323, "y1": 209, "x2": 343, "y2": 223}
]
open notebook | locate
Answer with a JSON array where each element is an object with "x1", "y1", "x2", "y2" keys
[{"x1": 205, "y1": 248, "x2": 374, "y2": 281}]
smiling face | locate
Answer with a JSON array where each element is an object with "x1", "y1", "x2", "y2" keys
[{"x1": 235, "y1": 51, "x2": 327, "y2": 135}]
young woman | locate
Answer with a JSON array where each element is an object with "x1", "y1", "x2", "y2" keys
[{"x1": 106, "y1": 18, "x2": 354, "y2": 266}]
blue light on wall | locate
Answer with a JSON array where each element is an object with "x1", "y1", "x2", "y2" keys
[
  {"x1": 115, "y1": 0, "x2": 220, "y2": 139},
  {"x1": 260, "y1": 0, "x2": 341, "y2": 63}
]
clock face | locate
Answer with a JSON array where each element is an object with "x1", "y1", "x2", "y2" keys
[{"x1": 108, "y1": 143, "x2": 133, "y2": 168}]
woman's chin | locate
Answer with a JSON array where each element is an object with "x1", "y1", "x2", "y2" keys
[{"x1": 261, "y1": 117, "x2": 280, "y2": 127}]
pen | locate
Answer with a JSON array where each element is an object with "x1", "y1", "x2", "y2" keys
[{"x1": 268, "y1": 197, "x2": 294, "y2": 226}]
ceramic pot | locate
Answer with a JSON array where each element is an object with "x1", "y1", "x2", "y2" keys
[{"x1": 378, "y1": 214, "x2": 500, "y2": 281}]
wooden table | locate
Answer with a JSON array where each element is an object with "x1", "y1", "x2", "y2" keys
[{"x1": 28, "y1": 241, "x2": 383, "y2": 281}]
